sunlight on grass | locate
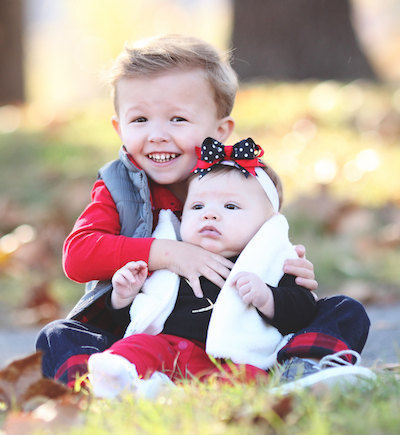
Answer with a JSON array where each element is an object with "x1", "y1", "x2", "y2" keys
[{"x1": 65, "y1": 370, "x2": 400, "y2": 435}]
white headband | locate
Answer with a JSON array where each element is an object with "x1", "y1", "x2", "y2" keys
[
  {"x1": 219, "y1": 161, "x2": 280, "y2": 213},
  {"x1": 255, "y1": 167, "x2": 280, "y2": 213}
]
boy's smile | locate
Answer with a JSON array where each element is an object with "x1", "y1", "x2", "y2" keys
[
  {"x1": 148, "y1": 152, "x2": 178, "y2": 163},
  {"x1": 111, "y1": 69, "x2": 234, "y2": 200}
]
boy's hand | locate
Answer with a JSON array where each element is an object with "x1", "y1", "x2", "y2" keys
[
  {"x1": 283, "y1": 244, "x2": 318, "y2": 291},
  {"x1": 231, "y1": 271, "x2": 274, "y2": 319},
  {"x1": 148, "y1": 240, "x2": 233, "y2": 298},
  {"x1": 111, "y1": 261, "x2": 148, "y2": 309}
]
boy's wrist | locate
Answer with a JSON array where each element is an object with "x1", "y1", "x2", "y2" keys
[{"x1": 148, "y1": 239, "x2": 178, "y2": 271}]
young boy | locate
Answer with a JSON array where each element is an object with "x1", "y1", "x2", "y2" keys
[
  {"x1": 36, "y1": 35, "x2": 371, "y2": 390},
  {"x1": 88, "y1": 143, "x2": 374, "y2": 398}
]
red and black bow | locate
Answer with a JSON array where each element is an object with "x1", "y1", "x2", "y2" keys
[{"x1": 192, "y1": 137, "x2": 265, "y2": 177}]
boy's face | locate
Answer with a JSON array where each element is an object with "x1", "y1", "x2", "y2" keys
[
  {"x1": 111, "y1": 69, "x2": 234, "y2": 197},
  {"x1": 180, "y1": 170, "x2": 275, "y2": 258}
]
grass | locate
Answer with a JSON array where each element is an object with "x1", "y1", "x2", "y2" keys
[{"x1": 65, "y1": 371, "x2": 400, "y2": 435}]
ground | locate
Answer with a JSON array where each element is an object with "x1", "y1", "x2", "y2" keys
[{"x1": 1, "y1": 302, "x2": 399, "y2": 370}]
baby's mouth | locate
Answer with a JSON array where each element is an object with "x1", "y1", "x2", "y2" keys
[
  {"x1": 200, "y1": 226, "x2": 221, "y2": 237},
  {"x1": 148, "y1": 153, "x2": 179, "y2": 163}
]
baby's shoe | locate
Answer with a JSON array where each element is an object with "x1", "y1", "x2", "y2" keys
[
  {"x1": 88, "y1": 352, "x2": 177, "y2": 400},
  {"x1": 88, "y1": 352, "x2": 140, "y2": 399},
  {"x1": 135, "y1": 371, "x2": 177, "y2": 401}
]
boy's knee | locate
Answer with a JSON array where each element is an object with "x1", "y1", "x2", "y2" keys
[
  {"x1": 323, "y1": 294, "x2": 370, "y2": 323},
  {"x1": 338, "y1": 295, "x2": 370, "y2": 328},
  {"x1": 35, "y1": 319, "x2": 75, "y2": 351}
]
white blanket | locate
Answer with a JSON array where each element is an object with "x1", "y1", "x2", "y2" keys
[{"x1": 124, "y1": 209, "x2": 298, "y2": 370}]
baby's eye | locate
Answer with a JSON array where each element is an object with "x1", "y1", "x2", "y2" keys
[
  {"x1": 171, "y1": 116, "x2": 187, "y2": 122},
  {"x1": 225, "y1": 203, "x2": 239, "y2": 210},
  {"x1": 132, "y1": 117, "x2": 147, "y2": 123},
  {"x1": 192, "y1": 204, "x2": 204, "y2": 210}
]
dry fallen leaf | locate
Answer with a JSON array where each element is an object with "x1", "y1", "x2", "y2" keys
[
  {"x1": 0, "y1": 352, "x2": 76, "y2": 410},
  {"x1": 0, "y1": 352, "x2": 88, "y2": 434},
  {"x1": 227, "y1": 394, "x2": 294, "y2": 429},
  {"x1": 4, "y1": 395, "x2": 86, "y2": 435},
  {"x1": 271, "y1": 395, "x2": 293, "y2": 420},
  {"x1": 0, "y1": 352, "x2": 43, "y2": 408}
]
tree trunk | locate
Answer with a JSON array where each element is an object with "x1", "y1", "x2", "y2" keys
[
  {"x1": 0, "y1": 0, "x2": 25, "y2": 105},
  {"x1": 231, "y1": 0, "x2": 377, "y2": 82}
]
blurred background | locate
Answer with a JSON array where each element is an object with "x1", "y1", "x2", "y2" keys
[{"x1": 0, "y1": 0, "x2": 400, "y2": 329}]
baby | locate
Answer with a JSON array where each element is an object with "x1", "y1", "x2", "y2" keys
[{"x1": 88, "y1": 138, "x2": 317, "y2": 398}]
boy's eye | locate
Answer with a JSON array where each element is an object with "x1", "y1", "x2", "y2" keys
[
  {"x1": 225, "y1": 203, "x2": 239, "y2": 210},
  {"x1": 192, "y1": 204, "x2": 203, "y2": 210},
  {"x1": 132, "y1": 117, "x2": 147, "y2": 123}
]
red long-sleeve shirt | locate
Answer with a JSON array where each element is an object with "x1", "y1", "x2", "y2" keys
[{"x1": 63, "y1": 179, "x2": 183, "y2": 283}]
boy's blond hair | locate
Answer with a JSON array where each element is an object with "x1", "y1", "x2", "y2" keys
[{"x1": 104, "y1": 34, "x2": 238, "y2": 119}]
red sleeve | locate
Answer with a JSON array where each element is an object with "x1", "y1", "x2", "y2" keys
[{"x1": 63, "y1": 179, "x2": 154, "y2": 283}]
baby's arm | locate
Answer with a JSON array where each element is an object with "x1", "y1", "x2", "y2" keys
[
  {"x1": 111, "y1": 261, "x2": 148, "y2": 309},
  {"x1": 231, "y1": 270, "x2": 318, "y2": 333},
  {"x1": 230, "y1": 272, "x2": 275, "y2": 318},
  {"x1": 148, "y1": 239, "x2": 234, "y2": 298}
]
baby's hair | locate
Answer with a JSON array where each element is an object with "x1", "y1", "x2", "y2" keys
[
  {"x1": 188, "y1": 162, "x2": 284, "y2": 211},
  {"x1": 103, "y1": 34, "x2": 238, "y2": 119}
]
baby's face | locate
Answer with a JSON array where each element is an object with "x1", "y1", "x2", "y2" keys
[
  {"x1": 111, "y1": 69, "x2": 233, "y2": 199},
  {"x1": 180, "y1": 170, "x2": 275, "y2": 258}
]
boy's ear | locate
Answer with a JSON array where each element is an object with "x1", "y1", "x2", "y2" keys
[
  {"x1": 111, "y1": 115, "x2": 122, "y2": 139},
  {"x1": 216, "y1": 116, "x2": 235, "y2": 142}
]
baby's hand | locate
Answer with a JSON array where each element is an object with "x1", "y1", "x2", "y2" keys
[
  {"x1": 231, "y1": 271, "x2": 274, "y2": 319},
  {"x1": 111, "y1": 261, "x2": 148, "y2": 309}
]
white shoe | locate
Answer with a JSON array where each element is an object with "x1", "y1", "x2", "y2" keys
[
  {"x1": 88, "y1": 352, "x2": 139, "y2": 399},
  {"x1": 88, "y1": 352, "x2": 176, "y2": 400},
  {"x1": 135, "y1": 371, "x2": 177, "y2": 401},
  {"x1": 271, "y1": 350, "x2": 376, "y2": 395}
]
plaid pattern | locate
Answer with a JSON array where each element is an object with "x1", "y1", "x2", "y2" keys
[
  {"x1": 74, "y1": 294, "x2": 124, "y2": 338},
  {"x1": 54, "y1": 354, "x2": 91, "y2": 388},
  {"x1": 58, "y1": 296, "x2": 124, "y2": 387},
  {"x1": 277, "y1": 332, "x2": 352, "y2": 364}
]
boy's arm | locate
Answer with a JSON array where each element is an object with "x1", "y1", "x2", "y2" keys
[
  {"x1": 63, "y1": 180, "x2": 155, "y2": 282},
  {"x1": 259, "y1": 274, "x2": 318, "y2": 336},
  {"x1": 284, "y1": 245, "x2": 318, "y2": 291}
]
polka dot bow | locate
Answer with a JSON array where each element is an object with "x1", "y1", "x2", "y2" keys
[{"x1": 192, "y1": 137, "x2": 265, "y2": 178}]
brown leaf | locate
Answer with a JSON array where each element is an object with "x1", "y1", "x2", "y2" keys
[
  {"x1": 23, "y1": 378, "x2": 69, "y2": 404},
  {"x1": 0, "y1": 352, "x2": 75, "y2": 412},
  {"x1": 4, "y1": 396, "x2": 85, "y2": 435},
  {"x1": 0, "y1": 352, "x2": 43, "y2": 408},
  {"x1": 271, "y1": 395, "x2": 293, "y2": 420}
]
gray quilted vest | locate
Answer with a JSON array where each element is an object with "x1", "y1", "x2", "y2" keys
[{"x1": 67, "y1": 146, "x2": 153, "y2": 319}]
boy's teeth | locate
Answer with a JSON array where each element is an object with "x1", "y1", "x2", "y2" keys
[{"x1": 148, "y1": 153, "x2": 177, "y2": 163}]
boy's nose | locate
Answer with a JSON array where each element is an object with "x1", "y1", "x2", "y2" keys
[{"x1": 148, "y1": 122, "x2": 170, "y2": 143}]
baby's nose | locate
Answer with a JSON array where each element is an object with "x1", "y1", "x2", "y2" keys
[{"x1": 203, "y1": 209, "x2": 219, "y2": 220}]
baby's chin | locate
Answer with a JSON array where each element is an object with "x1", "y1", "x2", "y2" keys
[{"x1": 202, "y1": 245, "x2": 241, "y2": 259}]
